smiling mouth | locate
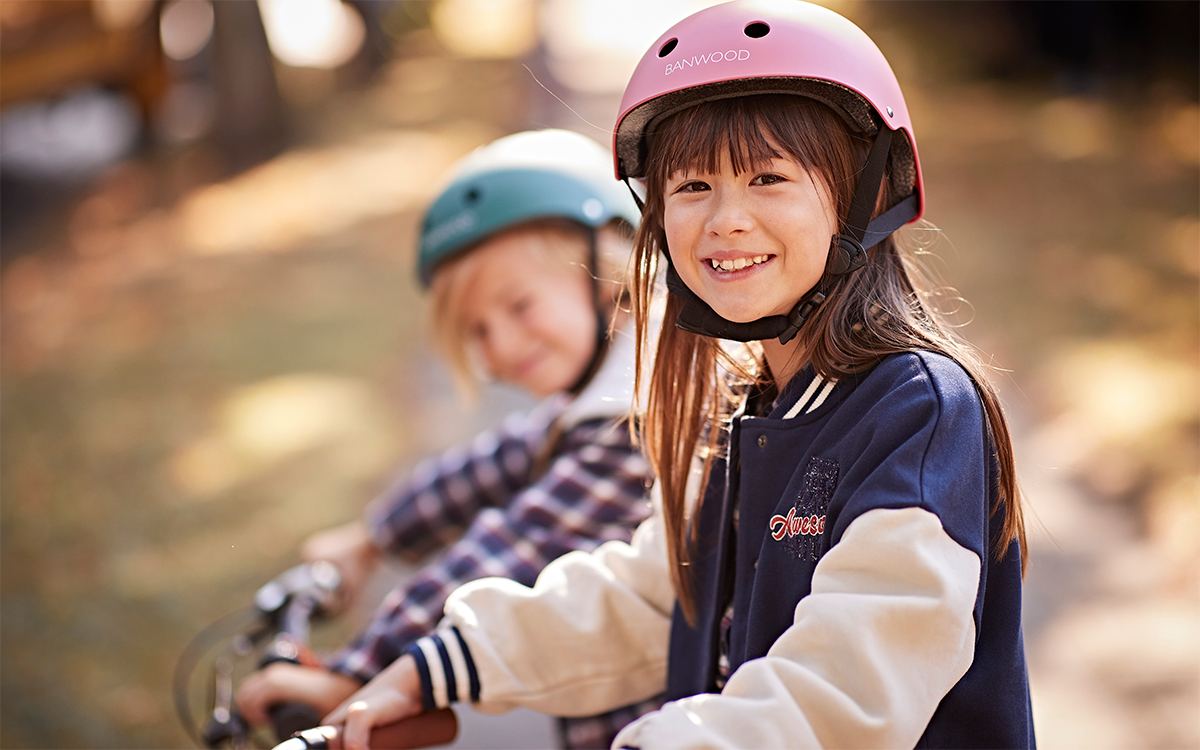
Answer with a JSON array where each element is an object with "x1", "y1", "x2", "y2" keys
[
  {"x1": 708, "y1": 254, "x2": 771, "y2": 272},
  {"x1": 513, "y1": 354, "x2": 543, "y2": 377}
]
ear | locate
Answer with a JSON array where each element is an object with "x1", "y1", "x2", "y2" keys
[{"x1": 825, "y1": 234, "x2": 867, "y2": 276}]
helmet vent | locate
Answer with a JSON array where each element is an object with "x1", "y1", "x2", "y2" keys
[
  {"x1": 658, "y1": 38, "x2": 678, "y2": 57},
  {"x1": 465, "y1": 187, "x2": 481, "y2": 203},
  {"x1": 744, "y1": 22, "x2": 770, "y2": 38}
]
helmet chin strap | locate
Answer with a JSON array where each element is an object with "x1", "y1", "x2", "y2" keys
[
  {"x1": 567, "y1": 227, "x2": 611, "y2": 394},
  {"x1": 650, "y1": 126, "x2": 919, "y2": 345},
  {"x1": 664, "y1": 260, "x2": 823, "y2": 342}
]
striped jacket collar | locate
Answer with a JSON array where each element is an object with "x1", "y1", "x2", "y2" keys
[{"x1": 762, "y1": 366, "x2": 840, "y2": 420}]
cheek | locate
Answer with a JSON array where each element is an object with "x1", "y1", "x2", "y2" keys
[
  {"x1": 662, "y1": 210, "x2": 698, "y2": 276},
  {"x1": 534, "y1": 281, "x2": 594, "y2": 341},
  {"x1": 808, "y1": 186, "x2": 838, "y2": 242},
  {"x1": 662, "y1": 205, "x2": 690, "y2": 245},
  {"x1": 473, "y1": 329, "x2": 503, "y2": 373},
  {"x1": 560, "y1": 290, "x2": 598, "y2": 337},
  {"x1": 553, "y1": 294, "x2": 599, "y2": 363},
  {"x1": 785, "y1": 201, "x2": 836, "y2": 266}
]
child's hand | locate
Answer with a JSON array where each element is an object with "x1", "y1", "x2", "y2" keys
[
  {"x1": 302, "y1": 520, "x2": 380, "y2": 607},
  {"x1": 323, "y1": 655, "x2": 423, "y2": 750},
  {"x1": 234, "y1": 662, "x2": 360, "y2": 728}
]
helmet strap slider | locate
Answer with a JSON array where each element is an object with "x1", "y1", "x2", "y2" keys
[{"x1": 825, "y1": 234, "x2": 866, "y2": 276}]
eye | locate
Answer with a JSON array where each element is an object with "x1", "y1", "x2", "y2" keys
[
  {"x1": 752, "y1": 173, "x2": 786, "y2": 186},
  {"x1": 468, "y1": 321, "x2": 488, "y2": 343},
  {"x1": 674, "y1": 180, "x2": 711, "y2": 194}
]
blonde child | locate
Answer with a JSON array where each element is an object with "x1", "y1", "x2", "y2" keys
[
  {"x1": 236, "y1": 129, "x2": 662, "y2": 749},
  {"x1": 325, "y1": 3, "x2": 1033, "y2": 748}
]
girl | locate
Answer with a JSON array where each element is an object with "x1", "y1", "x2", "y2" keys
[
  {"x1": 325, "y1": 3, "x2": 1034, "y2": 749},
  {"x1": 235, "y1": 129, "x2": 663, "y2": 749}
]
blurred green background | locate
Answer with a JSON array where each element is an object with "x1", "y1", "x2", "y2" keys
[{"x1": 1, "y1": 1, "x2": 1196, "y2": 748}]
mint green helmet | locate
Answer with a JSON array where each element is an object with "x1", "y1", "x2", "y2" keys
[{"x1": 417, "y1": 129, "x2": 642, "y2": 287}]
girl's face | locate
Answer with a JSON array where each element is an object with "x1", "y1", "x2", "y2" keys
[
  {"x1": 454, "y1": 231, "x2": 596, "y2": 398},
  {"x1": 663, "y1": 149, "x2": 837, "y2": 325}
]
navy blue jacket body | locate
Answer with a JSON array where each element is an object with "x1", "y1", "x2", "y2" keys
[{"x1": 665, "y1": 351, "x2": 1035, "y2": 749}]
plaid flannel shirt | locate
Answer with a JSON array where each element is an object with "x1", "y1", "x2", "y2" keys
[{"x1": 326, "y1": 396, "x2": 658, "y2": 747}]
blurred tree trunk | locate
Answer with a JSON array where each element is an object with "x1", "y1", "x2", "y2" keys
[{"x1": 210, "y1": 1, "x2": 285, "y2": 171}]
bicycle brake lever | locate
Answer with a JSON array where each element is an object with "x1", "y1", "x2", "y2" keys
[{"x1": 202, "y1": 655, "x2": 252, "y2": 748}]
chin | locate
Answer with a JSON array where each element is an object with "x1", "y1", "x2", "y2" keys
[
  {"x1": 520, "y1": 380, "x2": 552, "y2": 398},
  {"x1": 525, "y1": 377, "x2": 569, "y2": 398},
  {"x1": 710, "y1": 305, "x2": 773, "y2": 324}
]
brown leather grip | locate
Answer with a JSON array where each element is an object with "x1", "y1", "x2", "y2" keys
[{"x1": 325, "y1": 708, "x2": 459, "y2": 750}]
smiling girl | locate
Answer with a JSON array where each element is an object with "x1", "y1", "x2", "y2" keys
[{"x1": 323, "y1": 3, "x2": 1033, "y2": 748}]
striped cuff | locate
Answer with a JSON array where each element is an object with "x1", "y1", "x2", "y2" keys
[{"x1": 401, "y1": 627, "x2": 481, "y2": 711}]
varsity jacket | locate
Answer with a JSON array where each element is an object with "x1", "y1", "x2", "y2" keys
[{"x1": 405, "y1": 351, "x2": 1035, "y2": 749}]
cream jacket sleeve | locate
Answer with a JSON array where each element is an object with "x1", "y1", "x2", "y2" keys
[
  {"x1": 611, "y1": 506, "x2": 980, "y2": 749},
  {"x1": 404, "y1": 483, "x2": 675, "y2": 718}
]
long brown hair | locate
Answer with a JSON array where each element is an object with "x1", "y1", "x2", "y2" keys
[{"x1": 629, "y1": 95, "x2": 1026, "y2": 623}]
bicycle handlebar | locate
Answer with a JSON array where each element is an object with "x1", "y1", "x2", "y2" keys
[
  {"x1": 270, "y1": 708, "x2": 459, "y2": 750},
  {"x1": 177, "y1": 562, "x2": 354, "y2": 749},
  {"x1": 179, "y1": 562, "x2": 459, "y2": 749}
]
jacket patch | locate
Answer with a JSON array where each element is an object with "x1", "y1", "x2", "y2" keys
[{"x1": 769, "y1": 457, "x2": 838, "y2": 561}]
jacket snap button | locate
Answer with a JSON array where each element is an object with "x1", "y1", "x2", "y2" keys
[
  {"x1": 757, "y1": 435, "x2": 768, "y2": 448},
  {"x1": 753, "y1": 557, "x2": 758, "y2": 569}
]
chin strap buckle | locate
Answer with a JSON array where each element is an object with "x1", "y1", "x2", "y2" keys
[{"x1": 778, "y1": 290, "x2": 827, "y2": 345}]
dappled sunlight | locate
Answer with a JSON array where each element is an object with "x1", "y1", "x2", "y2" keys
[
  {"x1": 258, "y1": 0, "x2": 364, "y2": 70},
  {"x1": 110, "y1": 503, "x2": 319, "y2": 600},
  {"x1": 1030, "y1": 340, "x2": 1198, "y2": 531},
  {"x1": 1144, "y1": 475, "x2": 1200, "y2": 588},
  {"x1": 170, "y1": 374, "x2": 394, "y2": 498},
  {"x1": 177, "y1": 125, "x2": 494, "y2": 256},
  {"x1": 1166, "y1": 215, "x2": 1200, "y2": 275},
  {"x1": 1032, "y1": 598, "x2": 1199, "y2": 749},
  {"x1": 539, "y1": 0, "x2": 726, "y2": 93},
  {"x1": 1034, "y1": 97, "x2": 1117, "y2": 161},
  {"x1": 158, "y1": 0, "x2": 213, "y2": 62},
  {"x1": 1037, "y1": 341, "x2": 1196, "y2": 450},
  {"x1": 0, "y1": 125, "x2": 492, "y2": 379},
  {"x1": 1022, "y1": 341, "x2": 1200, "y2": 748},
  {"x1": 430, "y1": 0, "x2": 538, "y2": 60},
  {"x1": 107, "y1": 492, "x2": 360, "y2": 602},
  {"x1": 91, "y1": 0, "x2": 155, "y2": 31},
  {"x1": 1020, "y1": 352, "x2": 1199, "y2": 750},
  {"x1": 1160, "y1": 101, "x2": 1200, "y2": 166}
]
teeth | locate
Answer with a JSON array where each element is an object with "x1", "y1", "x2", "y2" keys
[{"x1": 709, "y1": 255, "x2": 769, "y2": 272}]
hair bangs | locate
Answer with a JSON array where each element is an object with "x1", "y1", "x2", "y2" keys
[
  {"x1": 645, "y1": 96, "x2": 860, "y2": 230},
  {"x1": 650, "y1": 98, "x2": 798, "y2": 183}
]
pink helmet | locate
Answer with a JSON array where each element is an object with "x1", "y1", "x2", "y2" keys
[
  {"x1": 614, "y1": 0, "x2": 923, "y2": 223},
  {"x1": 613, "y1": 0, "x2": 924, "y2": 344}
]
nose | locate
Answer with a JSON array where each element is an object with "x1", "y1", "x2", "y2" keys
[{"x1": 704, "y1": 185, "x2": 754, "y2": 237}]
